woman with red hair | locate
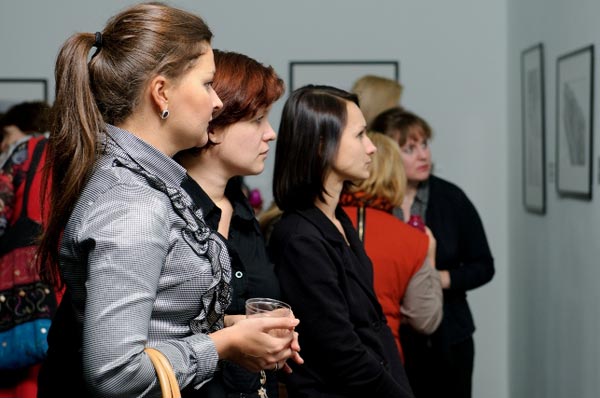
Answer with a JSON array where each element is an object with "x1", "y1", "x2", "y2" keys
[{"x1": 176, "y1": 49, "x2": 295, "y2": 398}]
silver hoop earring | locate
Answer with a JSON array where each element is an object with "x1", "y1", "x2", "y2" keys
[{"x1": 160, "y1": 109, "x2": 169, "y2": 120}]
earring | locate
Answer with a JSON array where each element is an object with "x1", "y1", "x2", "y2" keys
[{"x1": 160, "y1": 109, "x2": 169, "y2": 120}]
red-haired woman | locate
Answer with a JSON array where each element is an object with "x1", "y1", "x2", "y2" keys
[{"x1": 176, "y1": 49, "x2": 298, "y2": 398}]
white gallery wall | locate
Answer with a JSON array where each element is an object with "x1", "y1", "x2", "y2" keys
[
  {"x1": 508, "y1": 1, "x2": 600, "y2": 398},
  {"x1": 0, "y1": 1, "x2": 509, "y2": 397}
]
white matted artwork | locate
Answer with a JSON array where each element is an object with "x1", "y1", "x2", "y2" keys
[
  {"x1": 0, "y1": 79, "x2": 48, "y2": 113},
  {"x1": 289, "y1": 61, "x2": 399, "y2": 93},
  {"x1": 555, "y1": 45, "x2": 594, "y2": 200},
  {"x1": 521, "y1": 43, "x2": 546, "y2": 213}
]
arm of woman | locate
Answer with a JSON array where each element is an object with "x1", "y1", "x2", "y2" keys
[
  {"x1": 447, "y1": 192, "x2": 495, "y2": 291},
  {"x1": 401, "y1": 257, "x2": 443, "y2": 334},
  {"x1": 79, "y1": 184, "x2": 221, "y2": 396}
]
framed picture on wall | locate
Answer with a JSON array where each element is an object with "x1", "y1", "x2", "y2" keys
[
  {"x1": 0, "y1": 79, "x2": 48, "y2": 113},
  {"x1": 521, "y1": 43, "x2": 546, "y2": 214},
  {"x1": 289, "y1": 60, "x2": 399, "y2": 93},
  {"x1": 555, "y1": 45, "x2": 594, "y2": 200}
]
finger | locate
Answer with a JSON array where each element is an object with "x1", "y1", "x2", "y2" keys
[
  {"x1": 282, "y1": 362, "x2": 293, "y2": 374},
  {"x1": 291, "y1": 350, "x2": 304, "y2": 365},
  {"x1": 253, "y1": 316, "x2": 300, "y2": 332},
  {"x1": 290, "y1": 331, "x2": 301, "y2": 351}
]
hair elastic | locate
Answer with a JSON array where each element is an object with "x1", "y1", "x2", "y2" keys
[
  {"x1": 90, "y1": 32, "x2": 103, "y2": 60},
  {"x1": 94, "y1": 32, "x2": 103, "y2": 48}
]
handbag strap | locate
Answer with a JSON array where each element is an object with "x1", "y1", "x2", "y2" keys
[
  {"x1": 145, "y1": 347, "x2": 181, "y2": 398},
  {"x1": 356, "y1": 206, "x2": 365, "y2": 242},
  {"x1": 20, "y1": 137, "x2": 47, "y2": 219}
]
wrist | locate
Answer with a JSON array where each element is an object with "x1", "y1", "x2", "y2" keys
[
  {"x1": 439, "y1": 270, "x2": 451, "y2": 289},
  {"x1": 210, "y1": 325, "x2": 237, "y2": 361}
]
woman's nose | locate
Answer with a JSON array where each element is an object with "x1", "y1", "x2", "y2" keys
[
  {"x1": 365, "y1": 137, "x2": 377, "y2": 155},
  {"x1": 264, "y1": 122, "x2": 276, "y2": 141}
]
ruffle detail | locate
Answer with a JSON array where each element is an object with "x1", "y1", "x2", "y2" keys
[{"x1": 113, "y1": 157, "x2": 232, "y2": 334}]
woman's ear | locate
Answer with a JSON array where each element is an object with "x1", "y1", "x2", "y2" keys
[
  {"x1": 148, "y1": 75, "x2": 169, "y2": 116},
  {"x1": 208, "y1": 126, "x2": 224, "y2": 145}
]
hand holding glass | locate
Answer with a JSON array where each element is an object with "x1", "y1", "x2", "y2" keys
[{"x1": 245, "y1": 298, "x2": 299, "y2": 374}]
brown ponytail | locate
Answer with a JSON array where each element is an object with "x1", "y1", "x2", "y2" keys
[
  {"x1": 38, "y1": 2, "x2": 214, "y2": 288},
  {"x1": 38, "y1": 33, "x2": 102, "y2": 288}
]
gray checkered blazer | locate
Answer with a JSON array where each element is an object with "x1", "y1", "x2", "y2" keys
[{"x1": 58, "y1": 125, "x2": 232, "y2": 396}]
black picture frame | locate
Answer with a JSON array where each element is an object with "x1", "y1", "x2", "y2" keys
[
  {"x1": 521, "y1": 43, "x2": 546, "y2": 214},
  {"x1": 0, "y1": 78, "x2": 48, "y2": 113},
  {"x1": 289, "y1": 60, "x2": 399, "y2": 93},
  {"x1": 555, "y1": 45, "x2": 594, "y2": 200}
]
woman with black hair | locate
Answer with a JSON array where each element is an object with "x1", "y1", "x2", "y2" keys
[{"x1": 268, "y1": 85, "x2": 414, "y2": 398}]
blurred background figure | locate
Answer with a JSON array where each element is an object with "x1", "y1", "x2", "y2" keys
[
  {"x1": 0, "y1": 100, "x2": 54, "y2": 398},
  {"x1": 371, "y1": 106, "x2": 494, "y2": 398},
  {"x1": 340, "y1": 131, "x2": 442, "y2": 362},
  {"x1": 0, "y1": 101, "x2": 50, "y2": 169},
  {"x1": 351, "y1": 74, "x2": 403, "y2": 128}
]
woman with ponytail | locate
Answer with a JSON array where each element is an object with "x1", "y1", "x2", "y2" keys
[{"x1": 37, "y1": 3, "x2": 300, "y2": 397}]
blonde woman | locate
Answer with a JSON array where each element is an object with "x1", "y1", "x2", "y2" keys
[{"x1": 351, "y1": 75, "x2": 403, "y2": 127}]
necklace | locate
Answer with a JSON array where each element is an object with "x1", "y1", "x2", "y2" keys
[{"x1": 257, "y1": 370, "x2": 268, "y2": 398}]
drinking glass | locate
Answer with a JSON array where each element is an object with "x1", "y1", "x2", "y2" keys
[
  {"x1": 245, "y1": 297, "x2": 292, "y2": 319},
  {"x1": 245, "y1": 297, "x2": 293, "y2": 397}
]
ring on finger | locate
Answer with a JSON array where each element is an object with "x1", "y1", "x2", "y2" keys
[{"x1": 274, "y1": 362, "x2": 279, "y2": 371}]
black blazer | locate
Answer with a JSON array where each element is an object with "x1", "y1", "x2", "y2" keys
[
  {"x1": 269, "y1": 206, "x2": 414, "y2": 398},
  {"x1": 427, "y1": 175, "x2": 495, "y2": 346}
]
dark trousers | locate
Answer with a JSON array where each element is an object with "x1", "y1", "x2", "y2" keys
[{"x1": 401, "y1": 329, "x2": 474, "y2": 398}]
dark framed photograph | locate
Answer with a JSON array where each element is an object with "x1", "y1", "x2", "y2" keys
[
  {"x1": 555, "y1": 45, "x2": 594, "y2": 200},
  {"x1": 521, "y1": 43, "x2": 546, "y2": 214},
  {"x1": 289, "y1": 60, "x2": 399, "y2": 92},
  {"x1": 0, "y1": 78, "x2": 48, "y2": 113}
]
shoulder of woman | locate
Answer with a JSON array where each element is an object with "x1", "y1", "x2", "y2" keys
[
  {"x1": 79, "y1": 165, "x2": 174, "y2": 221},
  {"x1": 429, "y1": 174, "x2": 469, "y2": 202},
  {"x1": 272, "y1": 209, "x2": 323, "y2": 237}
]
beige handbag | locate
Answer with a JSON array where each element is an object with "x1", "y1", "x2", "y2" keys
[{"x1": 145, "y1": 347, "x2": 182, "y2": 398}]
